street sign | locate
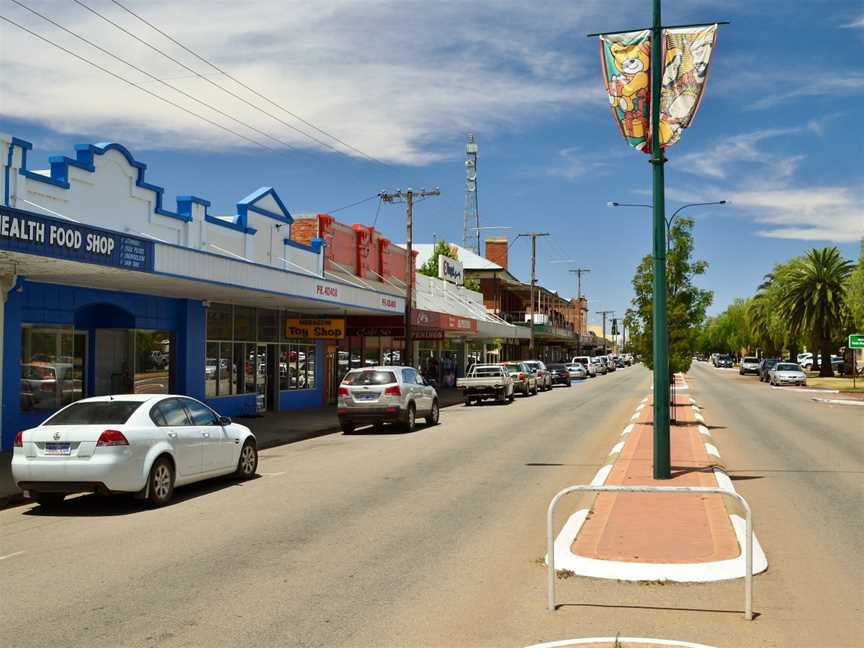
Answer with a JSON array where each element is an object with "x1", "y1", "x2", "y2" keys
[{"x1": 849, "y1": 334, "x2": 864, "y2": 349}]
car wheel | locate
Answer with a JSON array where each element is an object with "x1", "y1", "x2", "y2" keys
[
  {"x1": 147, "y1": 456, "x2": 175, "y2": 507},
  {"x1": 404, "y1": 403, "x2": 416, "y2": 432},
  {"x1": 32, "y1": 492, "x2": 66, "y2": 509},
  {"x1": 532, "y1": 386, "x2": 538, "y2": 395},
  {"x1": 464, "y1": 398, "x2": 473, "y2": 406},
  {"x1": 426, "y1": 399, "x2": 440, "y2": 425},
  {"x1": 508, "y1": 393, "x2": 514, "y2": 403},
  {"x1": 235, "y1": 440, "x2": 258, "y2": 480},
  {"x1": 566, "y1": 381, "x2": 571, "y2": 387},
  {"x1": 341, "y1": 422, "x2": 355, "y2": 434},
  {"x1": 523, "y1": 385, "x2": 529, "y2": 397}
]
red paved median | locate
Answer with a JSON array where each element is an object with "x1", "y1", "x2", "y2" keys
[{"x1": 571, "y1": 376, "x2": 740, "y2": 564}]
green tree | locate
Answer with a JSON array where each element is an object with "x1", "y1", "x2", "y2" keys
[
  {"x1": 846, "y1": 240, "x2": 864, "y2": 332},
  {"x1": 627, "y1": 217, "x2": 713, "y2": 374},
  {"x1": 747, "y1": 259, "x2": 805, "y2": 361},
  {"x1": 784, "y1": 247, "x2": 854, "y2": 377},
  {"x1": 417, "y1": 240, "x2": 480, "y2": 291}
]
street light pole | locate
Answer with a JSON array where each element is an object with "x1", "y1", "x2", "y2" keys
[
  {"x1": 514, "y1": 232, "x2": 550, "y2": 354},
  {"x1": 380, "y1": 187, "x2": 441, "y2": 368},
  {"x1": 596, "y1": 310, "x2": 615, "y2": 355}
]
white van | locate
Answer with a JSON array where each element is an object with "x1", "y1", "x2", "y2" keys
[{"x1": 571, "y1": 356, "x2": 597, "y2": 377}]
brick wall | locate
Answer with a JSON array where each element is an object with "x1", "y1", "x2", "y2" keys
[{"x1": 485, "y1": 237, "x2": 508, "y2": 269}]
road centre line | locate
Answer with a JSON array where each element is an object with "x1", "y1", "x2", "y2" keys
[
  {"x1": 609, "y1": 441, "x2": 625, "y2": 456},
  {"x1": 704, "y1": 443, "x2": 721, "y2": 458},
  {"x1": 0, "y1": 550, "x2": 25, "y2": 561},
  {"x1": 630, "y1": 412, "x2": 640, "y2": 421},
  {"x1": 622, "y1": 424, "x2": 634, "y2": 436},
  {"x1": 524, "y1": 637, "x2": 718, "y2": 648},
  {"x1": 811, "y1": 398, "x2": 864, "y2": 406},
  {"x1": 698, "y1": 424, "x2": 711, "y2": 437}
]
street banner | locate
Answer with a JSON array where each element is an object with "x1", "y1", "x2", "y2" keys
[
  {"x1": 658, "y1": 24, "x2": 718, "y2": 148},
  {"x1": 599, "y1": 29, "x2": 652, "y2": 152},
  {"x1": 598, "y1": 25, "x2": 717, "y2": 151}
]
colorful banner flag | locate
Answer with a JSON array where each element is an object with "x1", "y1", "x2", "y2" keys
[
  {"x1": 658, "y1": 24, "x2": 718, "y2": 148},
  {"x1": 599, "y1": 30, "x2": 652, "y2": 152},
  {"x1": 598, "y1": 25, "x2": 718, "y2": 152}
]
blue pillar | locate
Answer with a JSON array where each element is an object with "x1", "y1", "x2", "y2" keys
[
  {"x1": 2, "y1": 278, "x2": 24, "y2": 450},
  {"x1": 175, "y1": 299, "x2": 205, "y2": 400}
]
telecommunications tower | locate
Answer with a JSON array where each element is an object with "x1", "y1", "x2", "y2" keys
[{"x1": 463, "y1": 134, "x2": 480, "y2": 254}]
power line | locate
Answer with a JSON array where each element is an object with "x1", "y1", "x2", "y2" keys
[
  {"x1": 0, "y1": 14, "x2": 273, "y2": 152},
  {"x1": 9, "y1": 0, "x2": 303, "y2": 154},
  {"x1": 69, "y1": 0, "x2": 385, "y2": 166},
  {"x1": 325, "y1": 194, "x2": 380, "y2": 214},
  {"x1": 108, "y1": 0, "x2": 387, "y2": 167}
]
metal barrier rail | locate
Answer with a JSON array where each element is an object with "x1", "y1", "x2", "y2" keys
[{"x1": 546, "y1": 484, "x2": 753, "y2": 620}]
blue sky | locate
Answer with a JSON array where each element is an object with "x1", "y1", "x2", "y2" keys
[{"x1": 1, "y1": 0, "x2": 862, "y2": 326}]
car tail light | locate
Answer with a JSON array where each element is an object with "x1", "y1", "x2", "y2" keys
[
  {"x1": 96, "y1": 429, "x2": 129, "y2": 447},
  {"x1": 384, "y1": 385, "x2": 401, "y2": 396},
  {"x1": 338, "y1": 386, "x2": 349, "y2": 396},
  {"x1": 519, "y1": 373, "x2": 525, "y2": 381},
  {"x1": 14, "y1": 431, "x2": 23, "y2": 447}
]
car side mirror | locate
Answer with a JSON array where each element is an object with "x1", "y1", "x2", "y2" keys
[{"x1": 218, "y1": 415, "x2": 232, "y2": 427}]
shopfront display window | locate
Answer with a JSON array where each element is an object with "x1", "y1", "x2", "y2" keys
[
  {"x1": 21, "y1": 326, "x2": 84, "y2": 411},
  {"x1": 134, "y1": 330, "x2": 172, "y2": 395}
]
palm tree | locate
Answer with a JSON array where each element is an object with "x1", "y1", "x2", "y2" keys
[{"x1": 784, "y1": 247, "x2": 854, "y2": 377}]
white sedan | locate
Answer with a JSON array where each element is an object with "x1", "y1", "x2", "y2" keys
[{"x1": 12, "y1": 394, "x2": 258, "y2": 508}]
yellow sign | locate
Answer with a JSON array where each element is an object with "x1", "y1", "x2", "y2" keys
[{"x1": 285, "y1": 318, "x2": 345, "y2": 340}]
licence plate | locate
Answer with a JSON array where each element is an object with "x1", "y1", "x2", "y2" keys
[
  {"x1": 355, "y1": 393, "x2": 377, "y2": 401},
  {"x1": 45, "y1": 443, "x2": 72, "y2": 456}
]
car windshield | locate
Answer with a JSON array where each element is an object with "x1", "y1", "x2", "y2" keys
[
  {"x1": 547, "y1": 364, "x2": 564, "y2": 370},
  {"x1": 744, "y1": 357, "x2": 758, "y2": 363},
  {"x1": 502, "y1": 363, "x2": 523, "y2": 371},
  {"x1": 776, "y1": 363, "x2": 801, "y2": 371},
  {"x1": 43, "y1": 401, "x2": 143, "y2": 425},
  {"x1": 343, "y1": 370, "x2": 396, "y2": 385}
]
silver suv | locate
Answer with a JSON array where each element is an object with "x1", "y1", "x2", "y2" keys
[{"x1": 338, "y1": 366, "x2": 439, "y2": 433}]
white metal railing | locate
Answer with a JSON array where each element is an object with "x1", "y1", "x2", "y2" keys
[{"x1": 546, "y1": 484, "x2": 753, "y2": 620}]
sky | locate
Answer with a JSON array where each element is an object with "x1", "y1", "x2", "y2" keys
[{"x1": 1, "y1": 0, "x2": 862, "y2": 327}]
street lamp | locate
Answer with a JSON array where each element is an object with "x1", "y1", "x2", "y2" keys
[{"x1": 608, "y1": 200, "x2": 728, "y2": 250}]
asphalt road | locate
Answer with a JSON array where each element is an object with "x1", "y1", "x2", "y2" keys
[{"x1": 0, "y1": 363, "x2": 860, "y2": 648}]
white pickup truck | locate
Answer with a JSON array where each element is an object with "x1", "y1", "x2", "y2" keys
[{"x1": 456, "y1": 364, "x2": 515, "y2": 405}]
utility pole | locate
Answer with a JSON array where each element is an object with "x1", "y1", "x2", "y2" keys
[
  {"x1": 596, "y1": 310, "x2": 615, "y2": 355},
  {"x1": 569, "y1": 267, "x2": 590, "y2": 355},
  {"x1": 380, "y1": 187, "x2": 440, "y2": 368},
  {"x1": 514, "y1": 232, "x2": 550, "y2": 354}
]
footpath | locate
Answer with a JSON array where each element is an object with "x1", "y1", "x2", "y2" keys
[
  {"x1": 0, "y1": 387, "x2": 465, "y2": 509},
  {"x1": 552, "y1": 373, "x2": 767, "y2": 582}
]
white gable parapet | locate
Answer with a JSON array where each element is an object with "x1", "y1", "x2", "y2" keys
[{"x1": 0, "y1": 134, "x2": 323, "y2": 275}]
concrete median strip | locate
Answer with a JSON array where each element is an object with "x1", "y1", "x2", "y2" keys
[
  {"x1": 811, "y1": 397, "x2": 864, "y2": 406},
  {"x1": 550, "y1": 384, "x2": 768, "y2": 583},
  {"x1": 772, "y1": 386, "x2": 839, "y2": 394},
  {"x1": 525, "y1": 637, "x2": 717, "y2": 648}
]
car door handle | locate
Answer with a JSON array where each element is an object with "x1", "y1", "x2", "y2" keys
[
  {"x1": 168, "y1": 432, "x2": 177, "y2": 438},
  {"x1": 202, "y1": 432, "x2": 210, "y2": 438}
]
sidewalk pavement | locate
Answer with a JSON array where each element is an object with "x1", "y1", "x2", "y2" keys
[
  {"x1": 568, "y1": 375, "x2": 743, "y2": 570},
  {"x1": 0, "y1": 387, "x2": 466, "y2": 508}
]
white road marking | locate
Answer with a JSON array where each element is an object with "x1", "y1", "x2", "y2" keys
[
  {"x1": 811, "y1": 398, "x2": 864, "y2": 406},
  {"x1": 609, "y1": 441, "x2": 625, "y2": 456},
  {"x1": 0, "y1": 551, "x2": 25, "y2": 561},
  {"x1": 630, "y1": 412, "x2": 641, "y2": 421},
  {"x1": 636, "y1": 403, "x2": 646, "y2": 411},
  {"x1": 259, "y1": 472, "x2": 285, "y2": 477},
  {"x1": 621, "y1": 424, "x2": 634, "y2": 436},
  {"x1": 691, "y1": 404, "x2": 700, "y2": 412},
  {"x1": 698, "y1": 424, "x2": 711, "y2": 437},
  {"x1": 694, "y1": 412, "x2": 705, "y2": 423},
  {"x1": 525, "y1": 638, "x2": 718, "y2": 648},
  {"x1": 772, "y1": 386, "x2": 839, "y2": 394},
  {"x1": 590, "y1": 465, "x2": 613, "y2": 486},
  {"x1": 689, "y1": 397, "x2": 697, "y2": 404},
  {"x1": 640, "y1": 397, "x2": 649, "y2": 404},
  {"x1": 704, "y1": 443, "x2": 721, "y2": 458}
]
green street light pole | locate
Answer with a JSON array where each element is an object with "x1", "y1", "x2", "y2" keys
[{"x1": 650, "y1": 0, "x2": 671, "y2": 479}]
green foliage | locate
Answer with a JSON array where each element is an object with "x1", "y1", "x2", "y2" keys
[
  {"x1": 700, "y1": 298, "x2": 753, "y2": 355},
  {"x1": 626, "y1": 217, "x2": 713, "y2": 374},
  {"x1": 847, "y1": 240, "x2": 864, "y2": 332}
]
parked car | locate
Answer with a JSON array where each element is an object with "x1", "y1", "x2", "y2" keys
[
  {"x1": 566, "y1": 362, "x2": 587, "y2": 380},
  {"x1": 572, "y1": 356, "x2": 596, "y2": 378},
  {"x1": 716, "y1": 354, "x2": 734, "y2": 368},
  {"x1": 545, "y1": 363, "x2": 573, "y2": 387},
  {"x1": 12, "y1": 395, "x2": 257, "y2": 508},
  {"x1": 338, "y1": 366, "x2": 439, "y2": 433},
  {"x1": 739, "y1": 356, "x2": 760, "y2": 375},
  {"x1": 524, "y1": 360, "x2": 552, "y2": 391},
  {"x1": 593, "y1": 357, "x2": 608, "y2": 375},
  {"x1": 502, "y1": 361, "x2": 538, "y2": 396},
  {"x1": 457, "y1": 364, "x2": 514, "y2": 405},
  {"x1": 613, "y1": 356, "x2": 626, "y2": 369},
  {"x1": 768, "y1": 362, "x2": 807, "y2": 386},
  {"x1": 759, "y1": 357, "x2": 779, "y2": 382}
]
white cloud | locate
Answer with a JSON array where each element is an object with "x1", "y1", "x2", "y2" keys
[
  {"x1": 0, "y1": 0, "x2": 625, "y2": 165},
  {"x1": 841, "y1": 15, "x2": 864, "y2": 28}
]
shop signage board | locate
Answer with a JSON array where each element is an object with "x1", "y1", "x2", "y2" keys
[
  {"x1": 285, "y1": 318, "x2": 345, "y2": 339},
  {"x1": 0, "y1": 205, "x2": 153, "y2": 272},
  {"x1": 849, "y1": 334, "x2": 864, "y2": 349},
  {"x1": 438, "y1": 256, "x2": 464, "y2": 285}
]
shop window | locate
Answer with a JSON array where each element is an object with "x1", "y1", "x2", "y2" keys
[
  {"x1": 21, "y1": 326, "x2": 84, "y2": 411},
  {"x1": 205, "y1": 342, "x2": 219, "y2": 398},
  {"x1": 206, "y1": 303, "x2": 233, "y2": 340},
  {"x1": 257, "y1": 308, "x2": 278, "y2": 342},
  {"x1": 279, "y1": 343, "x2": 316, "y2": 390},
  {"x1": 134, "y1": 331, "x2": 172, "y2": 395},
  {"x1": 364, "y1": 336, "x2": 380, "y2": 367},
  {"x1": 234, "y1": 306, "x2": 255, "y2": 342}
]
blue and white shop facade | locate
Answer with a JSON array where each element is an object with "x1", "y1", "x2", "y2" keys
[{"x1": 0, "y1": 134, "x2": 405, "y2": 451}]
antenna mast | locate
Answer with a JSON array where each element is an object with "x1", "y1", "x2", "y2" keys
[{"x1": 463, "y1": 134, "x2": 480, "y2": 253}]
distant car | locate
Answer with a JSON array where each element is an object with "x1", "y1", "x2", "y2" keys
[
  {"x1": 768, "y1": 362, "x2": 807, "y2": 386},
  {"x1": 545, "y1": 363, "x2": 572, "y2": 387},
  {"x1": 571, "y1": 356, "x2": 596, "y2": 378},
  {"x1": 502, "y1": 361, "x2": 538, "y2": 397},
  {"x1": 739, "y1": 356, "x2": 760, "y2": 375},
  {"x1": 524, "y1": 360, "x2": 552, "y2": 391},
  {"x1": 603, "y1": 356, "x2": 617, "y2": 372},
  {"x1": 338, "y1": 367, "x2": 439, "y2": 433},
  {"x1": 716, "y1": 354, "x2": 734, "y2": 368},
  {"x1": 594, "y1": 357, "x2": 608, "y2": 375},
  {"x1": 758, "y1": 357, "x2": 779, "y2": 382},
  {"x1": 13, "y1": 395, "x2": 257, "y2": 508},
  {"x1": 566, "y1": 362, "x2": 587, "y2": 380}
]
